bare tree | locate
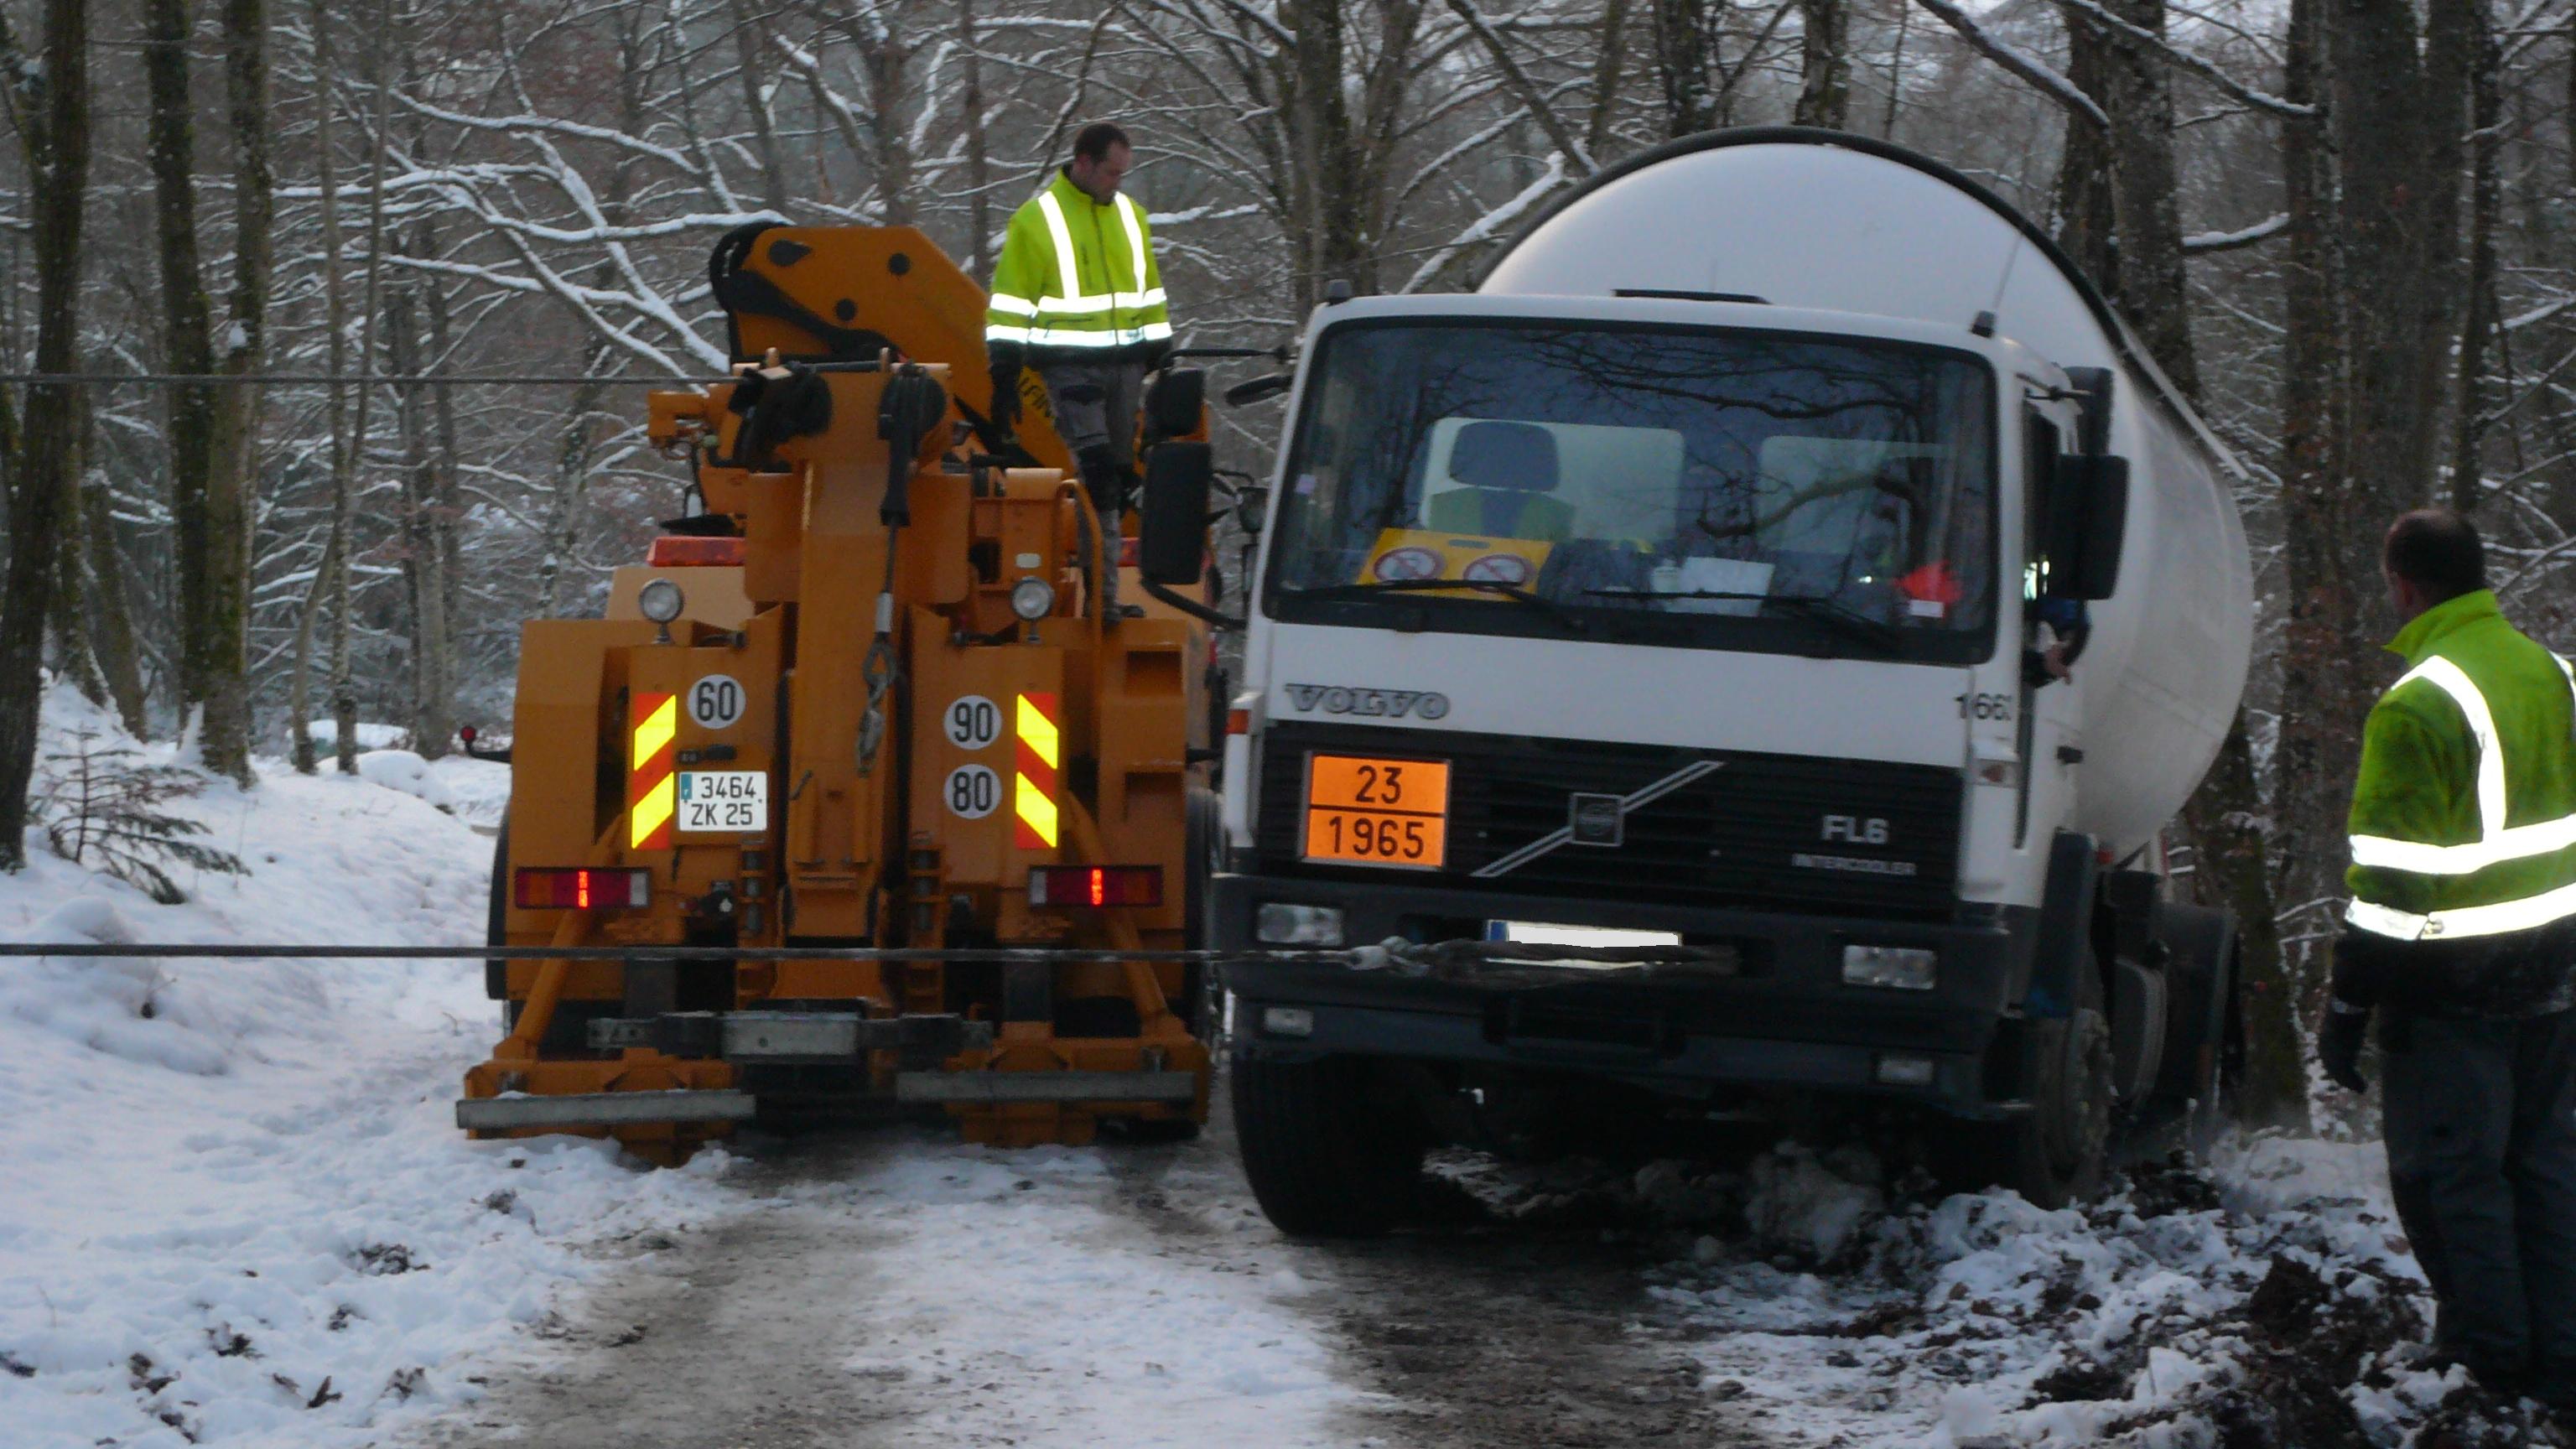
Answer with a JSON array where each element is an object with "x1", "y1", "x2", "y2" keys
[
  {"x1": 141, "y1": 0, "x2": 222, "y2": 738},
  {"x1": 1795, "y1": 0, "x2": 1852, "y2": 127},
  {"x1": 0, "y1": 0, "x2": 93, "y2": 870},
  {"x1": 196, "y1": 0, "x2": 278, "y2": 785}
]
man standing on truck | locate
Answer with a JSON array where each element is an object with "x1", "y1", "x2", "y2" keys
[
  {"x1": 2321, "y1": 507, "x2": 2576, "y2": 1412},
  {"x1": 984, "y1": 121, "x2": 1172, "y2": 612}
]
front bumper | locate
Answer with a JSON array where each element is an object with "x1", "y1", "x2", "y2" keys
[{"x1": 1215, "y1": 872, "x2": 2025, "y2": 1115}]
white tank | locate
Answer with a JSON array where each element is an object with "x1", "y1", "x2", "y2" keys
[{"x1": 1479, "y1": 129, "x2": 2252, "y2": 856}]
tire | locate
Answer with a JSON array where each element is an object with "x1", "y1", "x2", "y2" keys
[
  {"x1": 1231, "y1": 1047, "x2": 1424, "y2": 1237},
  {"x1": 1181, "y1": 787, "x2": 1224, "y2": 1037},
  {"x1": 1943, "y1": 956, "x2": 2112, "y2": 1208},
  {"x1": 483, "y1": 817, "x2": 510, "y2": 1000},
  {"x1": 2152, "y1": 904, "x2": 2239, "y2": 1143}
]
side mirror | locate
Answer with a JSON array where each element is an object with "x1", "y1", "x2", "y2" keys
[
  {"x1": 1235, "y1": 485, "x2": 1271, "y2": 536},
  {"x1": 2043, "y1": 454, "x2": 2129, "y2": 601},
  {"x1": 1143, "y1": 366, "x2": 1206, "y2": 444},
  {"x1": 1140, "y1": 441, "x2": 1215, "y2": 586},
  {"x1": 1223, "y1": 372, "x2": 1292, "y2": 408}
]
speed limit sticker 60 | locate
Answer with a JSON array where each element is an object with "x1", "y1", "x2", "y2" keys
[{"x1": 688, "y1": 674, "x2": 746, "y2": 729}]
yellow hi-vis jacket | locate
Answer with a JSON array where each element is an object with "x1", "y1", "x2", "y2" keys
[
  {"x1": 2345, "y1": 589, "x2": 2576, "y2": 949},
  {"x1": 984, "y1": 170, "x2": 1171, "y2": 366}
]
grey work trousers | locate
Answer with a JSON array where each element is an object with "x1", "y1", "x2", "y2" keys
[
  {"x1": 2381, "y1": 1005, "x2": 2576, "y2": 1384},
  {"x1": 1038, "y1": 358, "x2": 1147, "y2": 479}
]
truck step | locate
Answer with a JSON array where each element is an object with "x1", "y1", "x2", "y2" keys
[
  {"x1": 454, "y1": 1089, "x2": 757, "y2": 1131},
  {"x1": 894, "y1": 1071, "x2": 1199, "y2": 1104}
]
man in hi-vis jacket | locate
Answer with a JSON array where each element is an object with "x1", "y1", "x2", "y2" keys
[
  {"x1": 2323, "y1": 507, "x2": 2576, "y2": 1410},
  {"x1": 984, "y1": 121, "x2": 1171, "y2": 614}
]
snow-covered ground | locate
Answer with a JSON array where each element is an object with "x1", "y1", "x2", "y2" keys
[
  {"x1": 1, "y1": 687, "x2": 735, "y2": 1448},
  {"x1": 6, "y1": 683, "x2": 2564, "y2": 1449}
]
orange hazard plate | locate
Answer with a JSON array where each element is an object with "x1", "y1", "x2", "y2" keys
[{"x1": 1303, "y1": 755, "x2": 1450, "y2": 869}]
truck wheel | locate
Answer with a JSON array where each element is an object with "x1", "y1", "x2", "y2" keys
[
  {"x1": 1946, "y1": 958, "x2": 2111, "y2": 1209},
  {"x1": 1231, "y1": 1048, "x2": 1423, "y2": 1237},
  {"x1": 484, "y1": 818, "x2": 510, "y2": 1000},
  {"x1": 1181, "y1": 786, "x2": 1224, "y2": 1037},
  {"x1": 2152, "y1": 904, "x2": 2239, "y2": 1145}
]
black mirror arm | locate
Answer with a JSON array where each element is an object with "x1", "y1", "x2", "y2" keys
[{"x1": 1141, "y1": 577, "x2": 1245, "y2": 631}]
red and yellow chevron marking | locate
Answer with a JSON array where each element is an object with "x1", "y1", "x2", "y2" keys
[
  {"x1": 1015, "y1": 691, "x2": 1061, "y2": 850},
  {"x1": 629, "y1": 691, "x2": 678, "y2": 850}
]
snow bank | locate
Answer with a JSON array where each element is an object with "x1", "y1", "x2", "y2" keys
[
  {"x1": 0, "y1": 683, "x2": 732, "y2": 1448},
  {"x1": 300, "y1": 721, "x2": 408, "y2": 752}
]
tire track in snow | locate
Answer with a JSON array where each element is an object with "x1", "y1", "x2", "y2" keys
[{"x1": 397, "y1": 1088, "x2": 1783, "y2": 1449}]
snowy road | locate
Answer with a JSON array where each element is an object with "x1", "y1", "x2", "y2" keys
[{"x1": 401, "y1": 1095, "x2": 1769, "y2": 1449}]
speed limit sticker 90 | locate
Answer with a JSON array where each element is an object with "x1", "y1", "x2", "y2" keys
[
  {"x1": 688, "y1": 674, "x2": 746, "y2": 729},
  {"x1": 943, "y1": 694, "x2": 1001, "y2": 749}
]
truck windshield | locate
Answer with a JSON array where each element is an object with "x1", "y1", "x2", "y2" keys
[{"x1": 1262, "y1": 320, "x2": 1998, "y2": 662}]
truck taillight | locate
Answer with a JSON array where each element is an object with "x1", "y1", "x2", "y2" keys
[
  {"x1": 514, "y1": 868, "x2": 651, "y2": 910},
  {"x1": 1028, "y1": 865, "x2": 1162, "y2": 908}
]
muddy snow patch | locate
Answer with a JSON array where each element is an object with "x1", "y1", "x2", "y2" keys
[{"x1": 1656, "y1": 1140, "x2": 2572, "y2": 1448}]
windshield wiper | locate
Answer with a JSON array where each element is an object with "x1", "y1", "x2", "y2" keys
[
  {"x1": 1283, "y1": 578, "x2": 1597, "y2": 634},
  {"x1": 1582, "y1": 588, "x2": 1903, "y2": 655}
]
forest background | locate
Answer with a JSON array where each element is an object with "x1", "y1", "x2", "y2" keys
[{"x1": 0, "y1": 0, "x2": 2560, "y2": 1124}]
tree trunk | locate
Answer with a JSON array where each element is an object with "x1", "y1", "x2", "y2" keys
[
  {"x1": 859, "y1": 31, "x2": 915, "y2": 225},
  {"x1": 1651, "y1": 0, "x2": 1719, "y2": 138},
  {"x1": 1587, "y1": 0, "x2": 1629, "y2": 158},
  {"x1": 2070, "y1": 0, "x2": 2298, "y2": 1128},
  {"x1": 385, "y1": 259, "x2": 455, "y2": 759},
  {"x1": 287, "y1": 0, "x2": 346, "y2": 775},
  {"x1": 79, "y1": 407, "x2": 150, "y2": 742},
  {"x1": 730, "y1": 0, "x2": 792, "y2": 216},
  {"x1": 1794, "y1": 0, "x2": 1852, "y2": 129},
  {"x1": 2268, "y1": 0, "x2": 2353, "y2": 1126},
  {"x1": 2450, "y1": 3, "x2": 2502, "y2": 515},
  {"x1": 535, "y1": 375, "x2": 608, "y2": 619},
  {"x1": 2092, "y1": 0, "x2": 2199, "y2": 398},
  {"x1": 2050, "y1": 8, "x2": 2118, "y2": 293},
  {"x1": 2331, "y1": 0, "x2": 2468, "y2": 527},
  {"x1": 1282, "y1": 0, "x2": 1369, "y2": 303},
  {"x1": 197, "y1": 0, "x2": 273, "y2": 787},
  {"x1": 45, "y1": 426, "x2": 105, "y2": 710},
  {"x1": 142, "y1": 0, "x2": 220, "y2": 724},
  {"x1": 0, "y1": 0, "x2": 91, "y2": 871},
  {"x1": 423, "y1": 225, "x2": 465, "y2": 758},
  {"x1": 331, "y1": 0, "x2": 400, "y2": 776},
  {"x1": 960, "y1": 0, "x2": 993, "y2": 277}
]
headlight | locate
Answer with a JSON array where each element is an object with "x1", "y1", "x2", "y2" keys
[
  {"x1": 1009, "y1": 576, "x2": 1057, "y2": 621},
  {"x1": 1256, "y1": 902, "x2": 1344, "y2": 946},
  {"x1": 637, "y1": 579, "x2": 686, "y2": 624},
  {"x1": 1842, "y1": 943, "x2": 1937, "y2": 990}
]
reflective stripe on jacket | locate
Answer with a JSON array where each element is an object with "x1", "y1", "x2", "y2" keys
[
  {"x1": 2345, "y1": 589, "x2": 2576, "y2": 943},
  {"x1": 984, "y1": 171, "x2": 1171, "y2": 363}
]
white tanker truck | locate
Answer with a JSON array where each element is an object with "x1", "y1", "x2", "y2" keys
[{"x1": 1140, "y1": 129, "x2": 2252, "y2": 1233}]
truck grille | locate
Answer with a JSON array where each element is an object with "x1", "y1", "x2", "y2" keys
[{"x1": 1254, "y1": 723, "x2": 1963, "y2": 919}]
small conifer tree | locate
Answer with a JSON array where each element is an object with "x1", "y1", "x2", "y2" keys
[{"x1": 34, "y1": 730, "x2": 247, "y2": 903}]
